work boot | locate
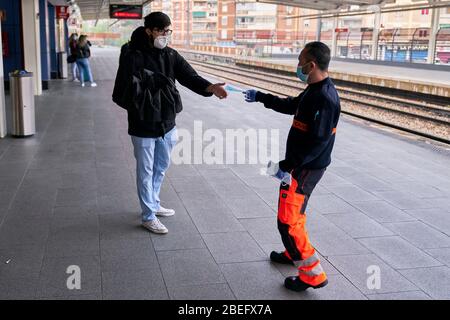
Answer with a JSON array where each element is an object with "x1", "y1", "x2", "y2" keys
[
  {"x1": 270, "y1": 251, "x2": 294, "y2": 265},
  {"x1": 156, "y1": 206, "x2": 175, "y2": 217},
  {"x1": 284, "y1": 276, "x2": 328, "y2": 292}
]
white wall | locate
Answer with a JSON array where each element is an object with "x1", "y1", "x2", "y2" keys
[{"x1": 21, "y1": 0, "x2": 42, "y2": 96}]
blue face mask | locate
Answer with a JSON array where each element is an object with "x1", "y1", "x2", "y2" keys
[{"x1": 296, "y1": 62, "x2": 311, "y2": 83}]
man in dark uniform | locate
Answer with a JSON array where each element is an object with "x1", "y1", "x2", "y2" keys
[{"x1": 244, "y1": 42, "x2": 341, "y2": 291}]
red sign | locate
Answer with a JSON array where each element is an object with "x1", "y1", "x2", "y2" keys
[
  {"x1": 335, "y1": 28, "x2": 349, "y2": 33},
  {"x1": 109, "y1": 4, "x2": 142, "y2": 20},
  {"x1": 2, "y1": 31, "x2": 8, "y2": 57},
  {"x1": 56, "y1": 6, "x2": 70, "y2": 19},
  {"x1": 111, "y1": 11, "x2": 141, "y2": 19}
]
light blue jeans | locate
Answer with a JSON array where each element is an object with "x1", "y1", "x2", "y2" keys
[
  {"x1": 131, "y1": 127, "x2": 178, "y2": 222},
  {"x1": 76, "y1": 58, "x2": 94, "y2": 84},
  {"x1": 71, "y1": 63, "x2": 79, "y2": 80}
]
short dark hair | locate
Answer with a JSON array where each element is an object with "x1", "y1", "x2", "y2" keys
[
  {"x1": 303, "y1": 42, "x2": 331, "y2": 71},
  {"x1": 144, "y1": 12, "x2": 171, "y2": 30}
]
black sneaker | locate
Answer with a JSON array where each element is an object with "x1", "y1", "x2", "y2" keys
[
  {"x1": 270, "y1": 251, "x2": 294, "y2": 265},
  {"x1": 284, "y1": 276, "x2": 328, "y2": 292}
]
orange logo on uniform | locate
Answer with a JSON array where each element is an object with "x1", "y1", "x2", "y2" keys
[{"x1": 292, "y1": 120, "x2": 309, "y2": 132}]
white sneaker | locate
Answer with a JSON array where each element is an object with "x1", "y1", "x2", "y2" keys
[
  {"x1": 156, "y1": 206, "x2": 175, "y2": 217},
  {"x1": 142, "y1": 218, "x2": 168, "y2": 234},
  {"x1": 81, "y1": 83, "x2": 85, "y2": 87},
  {"x1": 90, "y1": 82, "x2": 97, "y2": 87}
]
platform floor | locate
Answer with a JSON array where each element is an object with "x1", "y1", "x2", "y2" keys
[{"x1": 0, "y1": 47, "x2": 449, "y2": 300}]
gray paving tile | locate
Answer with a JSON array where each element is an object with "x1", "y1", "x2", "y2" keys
[
  {"x1": 358, "y1": 236, "x2": 442, "y2": 269},
  {"x1": 52, "y1": 205, "x2": 98, "y2": 219},
  {"x1": 187, "y1": 205, "x2": 245, "y2": 234},
  {"x1": 98, "y1": 213, "x2": 150, "y2": 241},
  {"x1": 327, "y1": 254, "x2": 418, "y2": 294},
  {"x1": 96, "y1": 193, "x2": 141, "y2": 215},
  {"x1": 366, "y1": 291, "x2": 431, "y2": 300},
  {"x1": 55, "y1": 187, "x2": 97, "y2": 207},
  {"x1": 0, "y1": 245, "x2": 45, "y2": 279},
  {"x1": 45, "y1": 237, "x2": 100, "y2": 258},
  {"x1": 0, "y1": 275, "x2": 39, "y2": 299},
  {"x1": 319, "y1": 172, "x2": 352, "y2": 186},
  {"x1": 351, "y1": 200, "x2": 416, "y2": 223},
  {"x1": 404, "y1": 208, "x2": 450, "y2": 236},
  {"x1": 210, "y1": 181, "x2": 255, "y2": 198},
  {"x1": 372, "y1": 191, "x2": 437, "y2": 210},
  {"x1": 102, "y1": 268, "x2": 168, "y2": 300},
  {"x1": 384, "y1": 221, "x2": 450, "y2": 249},
  {"x1": 157, "y1": 249, "x2": 225, "y2": 288},
  {"x1": 391, "y1": 182, "x2": 446, "y2": 199},
  {"x1": 308, "y1": 194, "x2": 357, "y2": 214},
  {"x1": 298, "y1": 274, "x2": 368, "y2": 300},
  {"x1": 336, "y1": 173, "x2": 394, "y2": 192},
  {"x1": 425, "y1": 248, "x2": 450, "y2": 268},
  {"x1": 224, "y1": 194, "x2": 275, "y2": 219},
  {"x1": 239, "y1": 217, "x2": 283, "y2": 246},
  {"x1": 37, "y1": 255, "x2": 101, "y2": 298},
  {"x1": 0, "y1": 216, "x2": 51, "y2": 248},
  {"x1": 399, "y1": 266, "x2": 450, "y2": 300},
  {"x1": 326, "y1": 212, "x2": 394, "y2": 238},
  {"x1": 100, "y1": 237, "x2": 159, "y2": 272},
  {"x1": 49, "y1": 215, "x2": 99, "y2": 242},
  {"x1": 202, "y1": 232, "x2": 267, "y2": 263},
  {"x1": 307, "y1": 214, "x2": 371, "y2": 256},
  {"x1": 168, "y1": 283, "x2": 236, "y2": 300},
  {"x1": 150, "y1": 216, "x2": 205, "y2": 251},
  {"x1": 170, "y1": 177, "x2": 210, "y2": 193},
  {"x1": 326, "y1": 185, "x2": 380, "y2": 203}
]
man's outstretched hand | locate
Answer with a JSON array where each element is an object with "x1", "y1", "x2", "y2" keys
[
  {"x1": 243, "y1": 89, "x2": 257, "y2": 102},
  {"x1": 206, "y1": 83, "x2": 228, "y2": 99}
]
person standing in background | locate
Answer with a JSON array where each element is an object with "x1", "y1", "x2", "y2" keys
[
  {"x1": 75, "y1": 35, "x2": 97, "y2": 88},
  {"x1": 68, "y1": 33, "x2": 79, "y2": 82}
]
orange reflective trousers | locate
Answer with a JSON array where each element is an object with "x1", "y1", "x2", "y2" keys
[{"x1": 277, "y1": 168, "x2": 327, "y2": 287}]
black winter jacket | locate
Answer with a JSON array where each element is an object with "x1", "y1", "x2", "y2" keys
[
  {"x1": 256, "y1": 77, "x2": 340, "y2": 172},
  {"x1": 113, "y1": 27, "x2": 213, "y2": 137}
]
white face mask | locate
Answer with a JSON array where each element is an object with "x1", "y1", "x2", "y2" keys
[{"x1": 154, "y1": 35, "x2": 169, "y2": 49}]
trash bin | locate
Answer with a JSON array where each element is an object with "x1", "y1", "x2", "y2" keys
[
  {"x1": 58, "y1": 52, "x2": 68, "y2": 79},
  {"x1": 9, "y1": 71, "x2": 35, "y2": 137}
]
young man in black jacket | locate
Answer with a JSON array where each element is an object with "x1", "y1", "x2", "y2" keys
[
  {"x1": 113, "y1": 12, "x2": 227, "y2": 234},
  {"x1": 244, "y1": 42, "x2": 340, "y2": 292}
]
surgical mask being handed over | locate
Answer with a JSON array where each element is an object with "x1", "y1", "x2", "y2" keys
[
  {"x1": 154, "y1": 35, "x2": 170, "y2": 49},
  {"x1": 266, "y1": 161, "x2": 292, "y2": 185}
]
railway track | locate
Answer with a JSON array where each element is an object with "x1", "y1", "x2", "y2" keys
[{"x1": 188, "y1": 59, "x2": 450, "y2": 145}]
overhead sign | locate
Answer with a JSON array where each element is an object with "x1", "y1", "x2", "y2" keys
[
  {"x1": 56, "y1": 6, "x2": 70, "y2": 20},
  {"x1": 109, "y1": 4, "x2": 143, "y2": 19}
]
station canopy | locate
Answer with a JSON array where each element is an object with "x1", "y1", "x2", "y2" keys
[{"x1": 49, "y1": 0, "x2": 394, "y2": 21}]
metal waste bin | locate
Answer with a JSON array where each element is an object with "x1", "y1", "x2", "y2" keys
[
  {"x1": 9, "y1": 72, "x2": 35, "y2": 137},
  {"x1": 58, "y1": 52, "x2": 68, "y2": 79}
]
